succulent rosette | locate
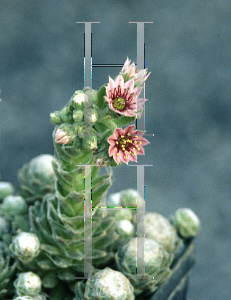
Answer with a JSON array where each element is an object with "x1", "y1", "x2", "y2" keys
[
  {"x1": 171, "y1": 208, "x2": 200, "y2": 239},
  {"x1": 115, "y1": 237, "x2": 174, "y2": 296},
  {"x1": 74, "y1": 267, "x2": 135, "y2": 300},
  {"x1": 144, "y1": 212, "x2": 183, "y2": 253},
  {"x1": 0, "y1": 181, "x2": 14, "y2": 202},
  {"x1": 17, "y1": 155, "x2": 58, "y2": 204},
  {"x1": 13, "y1": 272, "x2": 48, "y2": 300}
]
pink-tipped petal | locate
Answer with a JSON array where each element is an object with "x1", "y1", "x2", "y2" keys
[
  {"x1": 115, "y1": 74, "x2": 124, "y2": 87},
  {"x1": 108, "y1": 144, "x2": 116, "y2": 157},
  {"x1": 125, "y1": 78, "x2": 134, "y2": 91},
  {"x1": 124, "y1": 124, "x2": 135, "y2": 135}
]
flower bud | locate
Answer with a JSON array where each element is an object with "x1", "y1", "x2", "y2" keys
[
  {"x1": 71, "y1": 91, "x2": 88, "y2": 110},
  {"x1": 73, "y1": 109, "x2": 84, "y2": 123},
  {"x1": 50, "y1": 111, "x2": 63, "y2": 125},
  {"x1": 82, "y1": 135, "x2": 98, "y2": 151},
  {"x1": 76, "y1": 124, "x2": 85, "y2": 138},
  {"x1": 1, "y1": 195, "x2": 27, "y2": 217},
  {"x1": 55, "y1": 129, "x2": 71, "y2": 144},
  {"x1": 10, "y1": 232, "x2": 40, "y2": 263},
  {"x1": 14, "y1": 272, "x2": 42, "y2": 296},
  {"x1": 172, "y1": 208, "x2": 200, "y2": 239},
  {"x1": 82, "y1": 87, "x2": 98, "y2": 105},
  {"x1": 0, "y1": 181, "x2": 14, "y2": 201},
  {"x1": 91, "y1": 108, "x2": 98, "y2": 123},
  {"x1": 59, "y1": 107, "x2": 73, "y2": 124},
  {"x1": 55, "y1": 124, "x2": 76, "y2": 145}
]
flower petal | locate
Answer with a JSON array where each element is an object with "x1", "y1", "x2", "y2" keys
[
  {"x1": 115, "y1": 74, "x2": 124, "y2": 87},
  {"x1": 124, "y1": 124, "x2": 135, "y2": 135},
  {"x1": 128, "y1": 151, "x2": 137, "y2": 162},
  {"x1": 125, "y1": 78, "x2": 135, "y2": 92},
  {"x1": 108, "y1": 144, "x2": 116, "y2": 157}
]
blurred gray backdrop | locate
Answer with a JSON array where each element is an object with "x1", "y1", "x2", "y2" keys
[{"x1": 0, "y1": 1, "x2": 231, "y2": 299}]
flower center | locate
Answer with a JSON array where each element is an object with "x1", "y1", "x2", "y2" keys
[
  {"x1": 118, "y1": 135, "x2": 131, "y2": 150},
  {"x1": 113, "y1": 97, "x2": 126, "y2": 110}
]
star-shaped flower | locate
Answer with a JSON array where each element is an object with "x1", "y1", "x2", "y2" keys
[
  {"x1": 107, "y1": 124, "x2": 150, "y2": 165},
  {"x1": 105, "y1": 74, "x2": 146, "y2": 118}
]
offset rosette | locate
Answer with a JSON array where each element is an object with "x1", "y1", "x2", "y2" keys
[
  {"x1": 0, "y1": 181, "x2": 14, "y2": 202},
  {"x1": 115, "y1": 238, "x2": 174, "y2": 296},
  {"x1": 144, "y1": 212, "x2": 183, "y2": 254},
  {"x1": 74, "y1": 267, "x2": 135, "y2": 300},
  {"x1": 171, "y1": 208, "x2": 200, "y2": 239},
  {"x1": 17, "y1": 154, "x2": 58, "y2": 204}
]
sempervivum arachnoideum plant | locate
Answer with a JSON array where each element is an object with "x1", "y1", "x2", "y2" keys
[
  {"x1": 7, "y1": 58, "x2": 151, "y2": 298},
  {"x1": 0, "y1": 57, "x2": 201, "y2": 300}
]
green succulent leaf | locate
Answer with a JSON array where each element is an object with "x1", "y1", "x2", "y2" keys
[
  {"x1": 112, "y1": 115, "x2": 136, "y2": 127},
  {"x1": 97, "y1": 85, "x2": 107, "y2": 110}
]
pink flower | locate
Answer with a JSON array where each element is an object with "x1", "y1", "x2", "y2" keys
[
  {"x1": 107, "y1": 124, "x2": 150, "y2": 165},
  {"x1": 121, "y1": 57, "x2": 151, "y2": 87},
  {"x1": 105, "y1": 74, "x2": 146, "y2": 117}
]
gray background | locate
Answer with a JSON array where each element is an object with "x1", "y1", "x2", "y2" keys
[{"x1": 0, "y1": 1, "x2": 231, "y2": 299}]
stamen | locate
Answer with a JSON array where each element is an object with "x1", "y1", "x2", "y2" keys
[
  {"x1": 121, "y1": 135, "x2": 124, "y2": 138},
  {"x1": 116, "y1": 141, "x2": 119, "y2": 144},
  {"x1": 124, "y1": 156, "x2": 127, "y2": 159},
  {"x1": 139, "y1": 141, "x2": 142, "y2": 144},
  {"x1": 117, "y1": 153, "x2": 120, "y2": 156}
]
